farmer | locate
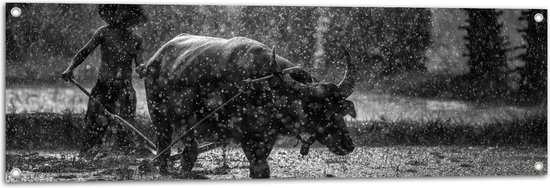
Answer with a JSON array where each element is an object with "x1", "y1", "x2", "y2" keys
[{"x1": 61, "y1": 4, "x2": 148, "y2": 156}]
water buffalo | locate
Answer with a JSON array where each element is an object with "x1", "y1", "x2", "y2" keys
[{"x1": 142, "y1": 34, "x2": 357, "y2": 178}]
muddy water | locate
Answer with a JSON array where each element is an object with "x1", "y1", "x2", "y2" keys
[
  {"x1": 5, "y1": 146, "x2": 546, "y2": 182},
  {"x1": 5, "y1": 86, "x2": 149, "y2": 115},
  {"x1": 349, "y1": 93, "x2": 544, "y2": 124}
]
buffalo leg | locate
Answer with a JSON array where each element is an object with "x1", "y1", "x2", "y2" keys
[
  {"x1": 145, "y1": 79, "x2": 177, "y2": 175},
  {"x1": 151, "y1": 113, "x2": 172, "y2": 175},
  {"x1": 180, "y1": 135, "x2": 199, "y2": 174},
  {"x1": 241, "y1": 137, "x2": 275, "y2": 179}
]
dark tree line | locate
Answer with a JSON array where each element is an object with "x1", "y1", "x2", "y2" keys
[
  {"x1": 6, "y1": 3, "x2": 102, "y2": 81},
  {"x1": 236, "y1": 7, "x2": 433, "y2": 82},
  {"x1": 517, "y1": 10, "x2": 547, "y2": 100},
  {"x1": 458, "y1": 8, "x2": 546, "y2": 102},
  {"x1": 459, "y1": 9, "x2": 510, "y2": 100},
  {"x1": 237, "y1": 6, "x2": 318, "y2": 66},
  {"x1": 322, "y1": 7, "x2": 432, "y2": 81}
]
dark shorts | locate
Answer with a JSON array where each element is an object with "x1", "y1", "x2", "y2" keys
[
  {"x1": 82, "y1": 79, "x2": 137, "y2": 151},
  {"x1": 85, "y1": 79, "x2": 137, "y2": 120}
]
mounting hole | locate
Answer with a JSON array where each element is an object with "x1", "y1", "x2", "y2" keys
[
  {"x1": 534, "y1": 162, "x2": 544, "y2": 171},
  {"x1": 10, "y1": 168, "x2": 22, "y2": 179},
  {"x1": 534, "y1": 13, "x2": 544, "y2": 23},
  {"x1": 10, "y1": 7, "x2": 22, "y2": 17}
]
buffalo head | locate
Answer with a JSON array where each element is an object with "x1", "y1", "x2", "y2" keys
[{"x1": 272, "y1": 47, "x2": 357, "y2": 156}]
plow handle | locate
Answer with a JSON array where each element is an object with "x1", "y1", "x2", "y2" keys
[{"x1": 67, "y1": 78, "x2": 157, "y2": 154}]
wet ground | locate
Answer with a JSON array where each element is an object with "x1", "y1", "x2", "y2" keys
[{"x1": 5, "y1": 146, "x2": 547, "y2": 182}]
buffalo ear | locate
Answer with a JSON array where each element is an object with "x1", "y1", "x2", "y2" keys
[{"x1": 343, "y1": 100, "x2": 356, "y2": 118}]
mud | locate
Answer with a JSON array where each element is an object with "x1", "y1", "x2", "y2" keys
[{"x1": 5, "y1": 146, "x2": 547, "y2": 182}]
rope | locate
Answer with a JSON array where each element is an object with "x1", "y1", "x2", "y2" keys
[{"x1": 148, "y1": 91, "x2": 244, "y2": 165}]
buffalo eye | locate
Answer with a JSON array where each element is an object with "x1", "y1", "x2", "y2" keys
[
  {"x1": 344, "y1": 100, "x2": 357, "y2": 118},
  {"x1": 339, "y1": 100, "x2": 356, "y2": 118}
]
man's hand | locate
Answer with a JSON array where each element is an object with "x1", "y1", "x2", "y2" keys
[
  {"x1": 136, "y1": 64, "x2": 147, "y2": 79},
  {"x1": 61, "y1": 69, "x2": 74, "y2": 82}
]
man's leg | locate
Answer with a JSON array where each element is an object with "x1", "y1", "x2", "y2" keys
[
  {"x1": 113, "y1": 83, "x2": 138, "y2": 151},
  {"x1": 81, "y1": 82, "x2": 110, "y2": 154}
]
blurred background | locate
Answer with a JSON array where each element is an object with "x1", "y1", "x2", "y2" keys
[{"x1": 4, "y1": 3, "x2": 547, "y2": 121}]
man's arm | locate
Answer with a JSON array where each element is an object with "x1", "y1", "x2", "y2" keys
[
  {"x1": 134, "y1": 36, "x2": 147, "y2": 78},
  {"x1": 134, "y1": 37, "x2": 144, "y2": 67},
  {"x1": 61, "y1": 27, "x2": 104, "y2": 81}
]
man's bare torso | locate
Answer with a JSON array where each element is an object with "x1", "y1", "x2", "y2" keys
[{"x1": 98, "y1": 26, "x2": 141, "y2": 82}]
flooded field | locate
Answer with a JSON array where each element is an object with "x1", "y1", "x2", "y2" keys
[
  {"x1": 6, "y1": 86, "x2": 150, "y2": 115},
  {"x1": 6, "y1": 86, "x2": 545, "y2": 124},
  {"x1": 350, "y1": 93, "x2": 545, "y2": 124}
]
